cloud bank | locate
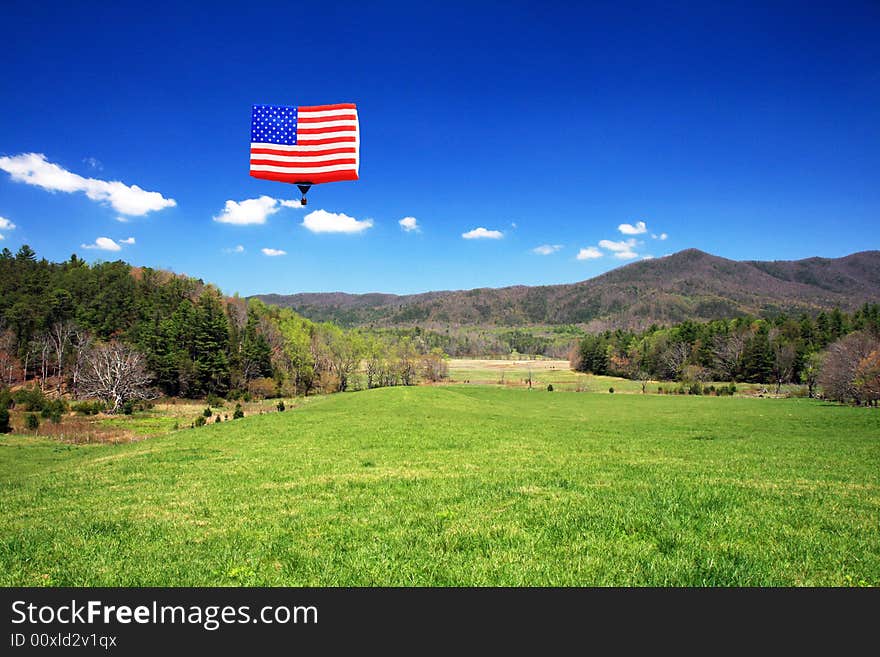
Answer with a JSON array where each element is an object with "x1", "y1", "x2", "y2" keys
[
  {"x1": 462, "y1": 227, "x2": 503, "y2": 240},
  {"x1": 302, "y1": 209, "x2": 373, "y2": 234},
  {"x1": 0, "y1": 153, "x2": 176, "y2": 216}
]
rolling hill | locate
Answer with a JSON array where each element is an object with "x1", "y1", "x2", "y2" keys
[{"x1": 254, "y1": 249, "x2": 880, "y2": 329}]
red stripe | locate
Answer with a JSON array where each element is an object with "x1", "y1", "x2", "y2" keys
[
  {"x1": 296, "y1": 114, "x2": 357, "y2": 123},
  {"x1": 295, "y1": 136, "x2": 357, "y2": 145},
  {"x1": 250, "y1": 170, "x2": 359, "y2": 184},
  {"x1": 250, "y1": 146, "x2": 356, "y2": 157},
  {"x1": 298, "y1": 103, "x2": 356, "y2": 112},
  {"x1": 296, "y1": 125, "x2": 357, "y2": 135},
  {"x1": 250, "y1": 158, "x2": 357, "y2": 168}
]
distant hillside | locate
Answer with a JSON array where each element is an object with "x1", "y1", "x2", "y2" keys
[{"x1": 254, "y1": 249, "x2": 880, "y2": 330}]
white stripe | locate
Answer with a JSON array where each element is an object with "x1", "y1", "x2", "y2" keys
[
  {"x1": 296, "y1": 119, "x2": 357, "y2": 130},
  {"x1": 298, "y1": 109, "x2": 358, "y2": 119},
  {"x1": 251, "y1": 142, "x2": 357, "y2": 152},
  {"x1": 251, "y1": 152, "x2": 357, "y2": 163},
  {"x1": 297, "y1": 130, "x2": 358, "y2": 141},
  {"x1": 250, "y1": 164, "x2": 358, "y2": 174}
]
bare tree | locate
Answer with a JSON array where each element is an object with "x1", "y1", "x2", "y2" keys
[
  {"x1": 38, "y1": 335, "x2": 52, "y2": 392},
  {"x1": 70, "y1": 326, "x2": 93, "y2": 398},
  {"x1": 854, "y1": 350, "x2": 880, "y2": 406},
  {"x1": 771, "y1": 340, "x2": 798, "y2": 395},
  {"x1": 800, "y1": 352, "x2": 823, "y2": 398},
  {"x1": 0, "y1": 328, "x2": 19, "y2": 386},
  {"x1": 819, "y1": 331, "x2": 880, "y2": 404},
  {"x1": 713, "y1": 332, "x2": 745, "y2": 381},
  {"x1": 48, "y1": 321, "x2": 77, "y2": 394},
  {"x1": 79, "y1": 341, "x2": 156, "y2": 413},
  {"x1": 660, "y1": 341, "x2": 689, "y2": 380}
]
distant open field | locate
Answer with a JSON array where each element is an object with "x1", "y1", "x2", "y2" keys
[
  {"x1": 1, "y1": 386, "x2": 878, "y2": 586},
  {"x1": 446, "y1": 358, "x2": 796, "y2": 395}
]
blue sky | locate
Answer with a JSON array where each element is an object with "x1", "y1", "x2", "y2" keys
[{"x1": 0, "y1": 1, "x2": 878, "y2": 296}]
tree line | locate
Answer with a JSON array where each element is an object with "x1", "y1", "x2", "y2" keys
[
  {"x1": 0, "y1": 246, "x2": 448, "y2": 412},
  {"x1": 571, "y1": 306, "x2": 880, "y2": 404}
]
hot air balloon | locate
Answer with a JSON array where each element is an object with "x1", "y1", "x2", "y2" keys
[{"x1": 249, "y1": 103, "x2": 360, "y2": 205}]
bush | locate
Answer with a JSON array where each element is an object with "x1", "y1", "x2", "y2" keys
[
  {"x1": 248, "y1": 378, "x2": 277, "y2": 400},
  {"x1": 689, "y1": 382, "x2": 703, "y2": 395},
  {"x1": 25, "y1": 413, "x2": 40, "y2": 432},
  {"x1": 657, "y1": 386, "x2": 664, "y2": 394},
  {"x1": 0, "y1": 388, "x2": 13, "y2": 410},
  {"x1": 13, "y1": 386, "x2": 47, "y2": 412},
  {"x1": 546, "y1": 384, "x2": 553, "y2": 392},
  {"x1": 194, "y1": 415, "x2": 207, "y2": 427},
  {"x1": 203, "y1": 406, "x2": 213, "y2": 417},
  {"x1": 40, "y1": 399, "x2": 68, "y2": 419},
  {"x1": 206, "y1": 393, "x2": 225, "y2": 408},
  {"x1": 215, "y1": 415, "x2": 222, "y2": 423},
  {"x1": 122, "y1": 400, "x2": 134, "y2": 415},
  {"x1": 0, "y1": 408, "x2": 10, "y2": 433},
  {"x1": 276, "y1": 400, "x2": 286, "y2": 412},
  {"x1": 49, "y1": 411, "x2": 62, "y2": 424},
  {"x1": 233, "y1": 403, "x2": 244, "y2": 419},
  {"x1": 608, "y1": 387, "x2": 614, "y2": 394},
  {"x1": 72, "y1": 400, "x2": 105, "y2": 415},
  {"x1": 728, "y1": 383, "x2": 737, "y2": 395}
]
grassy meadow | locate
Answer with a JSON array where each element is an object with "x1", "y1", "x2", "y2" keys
[{"x1": 1, "y1": 384, "x2": 878, "y2": 586}]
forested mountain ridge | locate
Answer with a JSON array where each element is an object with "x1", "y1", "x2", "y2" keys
[{"x1": 254, "y1": 249, "x2": 880, "y2": 329}]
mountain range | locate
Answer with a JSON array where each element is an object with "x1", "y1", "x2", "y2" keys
[{"x1": 254, "y1": 249, "x2": 880, "y2": 330}]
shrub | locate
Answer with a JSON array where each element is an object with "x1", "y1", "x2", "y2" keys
[
  {"x1": 248, "y1": 378, "x2": 277, "y2": 400},
  {"x1": 0, "y1": 388, "x2": 13, "y2": 410},
  {"x1": 215, "y1": 415, "x2": 222, "y2": 423},
  {"x1": 40, "y1": 399, "x2": 67, "y2": 419},
  {"x1": 25, "y1": 413, "x2": 40, "y2": 432},
  {"x1": 276, "y1": 400, "x2": 286, "y2": 412},
  {"x1": 608, "y1": 387, "x2": 614, "y2": 394},
  {"x1": 657, "y1": 386, "x2": 664, "y2": 394},
  {"x1": 194, "y1": 415, "x2": 207, "y2": 427},
  {"x1": 49, "y1": 411, "x2": 62, "y2": 424},
  {"x1": 203, "y1": 406, "x2": 213, "y2": 417},
  {"x1": 689, "y1": 382, "x2": 703, "y2": 395},
  {"x1": 546, "y1": 384, "x2": 554, "y2": 392},
  {"x1": 0, "y1": 408, "x2": 10, "y2": 434},
  {"x1": 233, "y1": 403, "x2": 244, "y2": 419},
  {"x1": 13, "y1": 386, "x2": 47, "y2": 412},
  {"x1": 122, "y1": 400, "x2": 134, "y2": 415},
  {"x1": 206, "y1": 393, "x2": 225, "y2": 408},
  {"x1": 73, "y1": 400, "x2": 105, "y2": 415},
  {"x1": 728, "y1": 383, "x2": 737, "y2": 395}
]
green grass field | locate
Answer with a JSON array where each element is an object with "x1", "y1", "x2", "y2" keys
[{"x1": 1, "y1": 386, "x2": 878, "y2": 586}]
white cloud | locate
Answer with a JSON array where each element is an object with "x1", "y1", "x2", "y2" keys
[
  {"x1": 0, "y1": 153, "x2": 176, "y2": 216},
  {"x1": 659, "y1": 233, "x2": 668, "y2": 240},
  {"x1": 532, "y1": 244, "x2": 562, "y2": 255},
  {"x1": 576, "y1": 247, "x2": 603, "y2": 260},
  {"x1": 599, "y1": 238, "x2": 638, "y2": 252},
  {"x1": 302, "y1": 209, "x2": 373, "y2": 234},
  {"x1": 651, "y1": 232, "x2": 668, "y2": 241},
  {"x1": 0, "y1": 216, "x2": 15, "y2": 231},
  {"x1": 261, "y1": 247, "x2": 287, "y2": 257},
  {"x1": 119, "y1": 237, "x2": 135, "y2": 245},
  {"x1": 115, "y1": 216, "x2": 129, "y2": 223},
  {"x1": 81, "y1": 237, "x2": 122, "y2": 252},
  {"x1": 223, "y1": 245, "x2": 245, "y2": 254},
  {"x1": 279, "y1": 199, "x2": 303, "y2": 209},
  {"x1": 614, "y1": 250, "x2": 639, "y2": 260},
  {"x1": 462, "y1": 227, "x2": 503, "y2": 240},
  {"x1": 618, "y1": 221, "x2": 647, "y2": 235},
  {"x1": 399, "y1": 216, "x2": 420, "y2": 232},
  {"x1": 82, "y1": 157, "x2": 102, "y2": 171},
  {"x1": 213, "y1": 196, "x2": 280, "y2": 225},
  {"x1": 642, "y1": 254, "x2": 655, "y2": 260}
]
